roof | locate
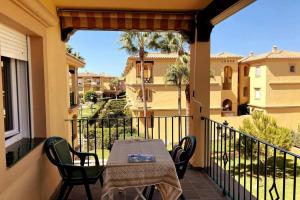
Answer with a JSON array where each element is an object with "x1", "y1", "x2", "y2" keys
[
  {"x1": 128, "y1": 52, "x2": 179, "y2": 60},
  {"x1": 78, "y1": 72, "x2": 118, "y2": 78},
  {"x1": 211, "y1": 52, "x2": 243, "y2": 59},
  {"x1": 78, "y1": 72, "x2": 99, "y2": 77},
  {"x1": 240, "y1": 46, "x2": 300, "y2": 63},
  {"x1": 66, "y1": 53, "x2": 85, "y2": 68}
]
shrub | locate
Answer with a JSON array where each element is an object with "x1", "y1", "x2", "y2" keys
[
  {"x1": 239, "y1": 112, "x2": 293, "y2": 159},
  {"x1": 293, "y1": 124, "x2": 300, "y2": 148},
  {"x1": 84, "y1": 90, "x2": 98, "y2": 103}
]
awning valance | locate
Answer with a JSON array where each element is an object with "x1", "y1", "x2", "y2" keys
[{"x1": 57, "y1": 10, "x2": 195, "y2": 42}]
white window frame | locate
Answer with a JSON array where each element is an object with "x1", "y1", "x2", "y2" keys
[
  {"x1": 4, "y1": 58, "x2": 32, "y2": 147},
  {"x1": 255, "y1": 66, "x2": 261, "y2": 77},
  {"x1": 254, "y1": 88, "x2": 261, "y2": 100}
]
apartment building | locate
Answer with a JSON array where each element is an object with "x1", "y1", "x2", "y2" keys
[
  {"x1": 210, "y1": 52, "x2": 243, "y2": 117},
  {"x1": 77, "y1": 72, "x2": 120, "y2": 99},
  {"x1": 240, "y1": 46, "x2": 300, "y2": 130},
  {"x1": 124, "y1": 52, "x2": 244, "y2": 117},
  {"x1": 124, "y1": 53, "x2": 187, "y2": 118},
  {"x1": 66, "y1": 53, "x2": 85, "y2": 145}
]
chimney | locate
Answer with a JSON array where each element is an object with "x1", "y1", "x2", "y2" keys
[{"x1": 272, "y1": 45, "x2": 278, "y2": 53}]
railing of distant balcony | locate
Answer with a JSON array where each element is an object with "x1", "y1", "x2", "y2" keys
[
  {"x1": 68, "y1": 116, "x2": 192, "y2": 166},
  {"x1": 202, "y1": 117, "x2": 300, "y2": 200}
]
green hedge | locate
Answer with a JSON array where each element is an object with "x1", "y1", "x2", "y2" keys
[{"x1": 80, "y1": 126, "x2": 139, "y2": 150}]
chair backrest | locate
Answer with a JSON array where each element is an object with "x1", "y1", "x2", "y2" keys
[
  {"x1": 179, "y1": 136, "x2": 196, "y2": 160},
  {"x1": 173, "y1": 136, "x2": 197, "y2": 179},
  {"x1": 44, "y1": 137, "x2": 73, "y2": 178}
]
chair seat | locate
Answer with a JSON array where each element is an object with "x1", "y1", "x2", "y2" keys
[{"x1": 70, "y1": 165, "x2": 104, "y2": 181}]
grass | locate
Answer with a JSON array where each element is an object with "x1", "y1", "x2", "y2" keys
[
  {"x1": 210, "y1": 143, "x2": 300, "y2": 200},
  {"x1": 78, "y1": 101, "x2": 106, "y2": 118}
]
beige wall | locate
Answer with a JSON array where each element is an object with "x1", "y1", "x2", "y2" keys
[
  {"x1": 126, "y1": 57, "x2": 187, "y2": 113},
  {"x1": 0, "y1": 0, "x2": 69, "y2": 199},
  {"x1": 243, "y1": 58, "x2": 300, "y2": 131},
  {"x1": 238, "y1": 63, "x2": 250, "y2": 104},
  {"x1": 248, "y1": 63, "x2": 267, "y2": 107},
  {"x1": 210, "y1": 58, "x2": 240, "y2": 115},
  {"x1": 266, "y1": 60, "x2": 300, "y2": 106}
]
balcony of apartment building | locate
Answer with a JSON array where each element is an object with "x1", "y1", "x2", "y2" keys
[
  {"x1": 2, "y1": 0, "x2": 300, "y2": 200},
  {"x1": 136, "y1": 62, "x2": 154, "y2": 84}
]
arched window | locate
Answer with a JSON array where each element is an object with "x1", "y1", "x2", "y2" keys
[
  {"x1": 222, "y1": 99, "x2": 232, "y2": 111},
  {"x1": 243, "y1": 87, "x2": 249, "y2": 97},
  {"x1": 222, "y1": 66, "x2": 232, "y2": 90},
  {"x1": 244, "y1": 66, "x2": 249, "y2": 76}
]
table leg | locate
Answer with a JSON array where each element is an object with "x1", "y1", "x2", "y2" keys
[{"x1": 134, "y1": 187, "x2": 147, "y2": 200}]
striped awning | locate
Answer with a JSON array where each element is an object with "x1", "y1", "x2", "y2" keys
[{"x1": 57, "y1": 10, "x2": 195, "y2": 42}]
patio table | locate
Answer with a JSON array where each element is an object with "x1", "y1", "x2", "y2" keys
[{"x1": 101, "y1": 139, "x2": 182, "y2": 200}]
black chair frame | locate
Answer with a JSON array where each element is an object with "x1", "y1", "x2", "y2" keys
[{"x1": 44, "y1": 137, "x2": 104, "y2": 200}]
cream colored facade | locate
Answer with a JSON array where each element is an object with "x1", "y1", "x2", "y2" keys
[
  {"x1": 124, "y1": 53, "x2": 188, "y2": 143},
  {"x1": 124, "y1": 53, "x2": 187, "y2": 115},
  {"x1": 240, "y1": 46, "x2": 300, "y2": 130},
  {"x1": 78, "y1": 72, "x2": 119, "y2": 99},
  {"x1": 0, "y1": 0, "x2": 253, "y2": 199},
  {"x1": 210, "y1": 52, "x2": 242, "y2": 117},
  {"x1": 66, "y1": 53, "x2": 85, "y2": 146}
]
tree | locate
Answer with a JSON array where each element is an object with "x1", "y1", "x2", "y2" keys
[
  {"x1": 165, "y1": 55, "x2": 189, "y2": 136},
  {"x1": 155, "y1": 32, "x2": 187, "y2": 56},
  {"x1": 119, "y1": 32, "x2": 159, "y2": 138},
  {"x1": 156, "y1": 33, "x2": 190, "y2": 135},
  {"x1": 239, "y1": 112, "x2": 293, "y2": 159},
  {"x1": 84, "y1": 90, "x2": 97, "y2": 103},
  {"x1": 110, "y1": 78, "x2": 120, "y2": 99}
]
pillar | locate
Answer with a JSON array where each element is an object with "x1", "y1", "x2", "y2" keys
[{"x1": 189, "y1": 23, "x2": 212, "y2": 167}]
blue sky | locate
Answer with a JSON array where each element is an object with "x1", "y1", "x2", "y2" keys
[{"x1": 68, "y1": 0, "x2": 300, "y2": 76}]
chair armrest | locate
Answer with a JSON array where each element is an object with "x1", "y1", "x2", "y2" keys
[{"x1": 69, "y1": 146, "x2": 100, "y2": 166}]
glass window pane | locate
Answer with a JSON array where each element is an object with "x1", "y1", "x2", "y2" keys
[{"x1": 1, "y1": 57, "x2": 13, "y2": 132}]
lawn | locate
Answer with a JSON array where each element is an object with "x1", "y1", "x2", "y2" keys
[
  {"x1": 78, "y1": 101, "x2": 106, "y2": 118},
  {"x1": 210, "y1": 142, "x2": 300, "y2": 200}
]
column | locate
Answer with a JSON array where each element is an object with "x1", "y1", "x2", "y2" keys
[{"x1": 189, "y1": 26, "x2": 212, "y2": 167}]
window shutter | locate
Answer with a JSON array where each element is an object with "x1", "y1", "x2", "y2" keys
[
  {"x1": 0, "y1": 23, "x2": 28, "y2": 61},
  {"x1": 136, "y1": 63, "x2": 141, "y2": 77}
]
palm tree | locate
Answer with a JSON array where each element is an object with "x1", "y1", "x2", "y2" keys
[
  {"x1": 156, "y1": 32, "x2": 187, "y2": 56},
  {"x1": 110, "y1": 78, "x2": 120, "y2": 99},
  {"x1": 119, "y1": 32, "x2": 159, "y2": 138},
  {"x1": 165, "y1": 56, "x2": 189, "y2": 136},
  {"x1": 156, "y1": 33, "x2": 190, "y2": 135}
]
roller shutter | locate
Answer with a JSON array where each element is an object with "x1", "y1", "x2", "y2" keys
[{"x1": 0, "y1": 23, "x2": 28, "y2": 61}]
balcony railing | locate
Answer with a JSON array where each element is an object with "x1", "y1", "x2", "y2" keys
[
  {"x1": 136, "y1": 77, "x2": 153, "y2": 84},
  {"x1": 202, "y1": 117, "x2": 300, "y2": 200},
  {"x1": 68, "y1": 116, "x2": 192, "y2": 166}
]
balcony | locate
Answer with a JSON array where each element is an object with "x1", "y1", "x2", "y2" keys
[
  {"x1": 136, "y1": 77, "x2": 153, "y2": 84},
  {"x1": 64, "y1": 116, "x2": 300, "y2": 200}
]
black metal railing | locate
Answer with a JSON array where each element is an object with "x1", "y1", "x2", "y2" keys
[
  {"x1": 202, "y1": 117, "x2": 300, "y2": 200},
  {"x1": 68, "y1": 116, "x2": 192, "y2": 166}
]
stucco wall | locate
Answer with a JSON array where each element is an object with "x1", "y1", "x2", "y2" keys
[
  {"x1": 210, "y1": 58, "x2": 239, "y2": 115},
  {"x1": 0, "y1": 0, "x2": 69, "y2": 199},
  {"x1": 249, "y1": 63, "x2": 267, "y2": 107}
]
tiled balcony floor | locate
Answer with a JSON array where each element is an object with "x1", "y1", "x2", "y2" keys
[{"x1": 66, "y1": 166, "x2": 226, "y2": 200}]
